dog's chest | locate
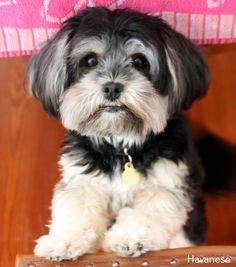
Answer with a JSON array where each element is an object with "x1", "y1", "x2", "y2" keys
[
  {"x1": 60, "y1": 153, "x2": 188, "y2": 219},
  {"x1": 108, "y1": 170, "x2": 143, "y2": 219},
  {"x1": 107, "y1": 158, "x2": 188, "y2": 218}
]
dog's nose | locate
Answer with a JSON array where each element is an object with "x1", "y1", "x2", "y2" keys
[{"x1": 102, "y1": 82, "x2": 124, "y2": 101}]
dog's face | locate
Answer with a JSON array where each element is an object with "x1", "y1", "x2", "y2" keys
[
  {"x1": 28, "y1": 7, "x2": 209, "y2": 139},
  {"x1": 60, "y1": 36, "x2": 167, "y2": 139}
]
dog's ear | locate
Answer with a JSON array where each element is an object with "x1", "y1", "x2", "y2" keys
[
  {"x1": 27, "y1": 7, "x2": 109, "y2": 117},
  {"x1": 155, "y1": 20, "x2": 210, "y2": 113},
  {"x1": 27, "y1": 28, "x2": 72, "y2": 116},
  {"x1": 27, "y1": 31, "x2": 68, "y2": 116}
]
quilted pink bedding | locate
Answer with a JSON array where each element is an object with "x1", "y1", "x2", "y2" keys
[{"x1": 0, "y1": 0, "x2": 236, "y2": 57}]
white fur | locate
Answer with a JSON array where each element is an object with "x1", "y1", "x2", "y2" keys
[
  {"x1": 89, "y1": 135, "x2": 147, "y2": 148},
  {"x1": 35, "y1": 155, "x2": 192, "y2": 260},
  {"x1": 60, "y1": 72, "x2": 168, "y2": 137},
  {"x1": 169, "y1": 230, "x2": 194, "y2": 248},
  {"x1": 165, "y1": 48, "x2": 178, "y2": 93},
  {"x1": 59, "y1": 37, "x2": 169, "y2": 138}
]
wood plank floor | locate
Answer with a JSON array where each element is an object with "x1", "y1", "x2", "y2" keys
[{"x1": 0, "y1": 44, "x2": 236, "y2": 266}]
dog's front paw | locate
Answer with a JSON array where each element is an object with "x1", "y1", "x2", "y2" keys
[
  {"x1": 103, "y1": 227, "x2": 156, "y2": 257},
  {"x1": 34, "y1": 232, "x2": 97, "y2": 261}
]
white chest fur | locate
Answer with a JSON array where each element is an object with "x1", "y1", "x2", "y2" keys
[{"x1": 58, "y1": 155, "x2": 189, "y2": 219}]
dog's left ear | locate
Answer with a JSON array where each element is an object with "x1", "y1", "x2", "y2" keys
[{"x1": 156, "y1": 20, "x2": 210, "y2": 113}]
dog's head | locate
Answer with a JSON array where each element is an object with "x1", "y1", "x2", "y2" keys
[{"x1": 28, "y1": 7, "x2": 209, "y2": 140}]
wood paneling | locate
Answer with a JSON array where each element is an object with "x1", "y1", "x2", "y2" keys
[
  {"x1": 15, "y1": 247, "x2": 236, "y2": 267},
  {"x1": 188, "y1": 44, "x2": 236, "y2": 144},
  {"x1": 0, "y1": 56, "x2": 65, "y2": 266},
  {"x1": 0, "y1": 44, "x2": 236, "y2": 267}
]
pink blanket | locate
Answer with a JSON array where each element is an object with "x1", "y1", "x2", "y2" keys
[{"x1": 0, "y1": 0, "x2": 236, "y2": 57}]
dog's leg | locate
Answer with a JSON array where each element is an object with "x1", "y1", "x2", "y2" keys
[
  {"x1": 34, "y1": 184, "x2": 109, "y2": 260},
  {"x1": 103, "y1": 185, "x2": 191, "y2": 257}
]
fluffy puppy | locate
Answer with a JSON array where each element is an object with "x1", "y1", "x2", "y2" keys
[{"x1": 28, "y1": 7, "x2": 209, "y2": 260}]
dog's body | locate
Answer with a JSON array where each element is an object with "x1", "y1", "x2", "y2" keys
[{"x1": 28, "y1": 7, "x2": 209, "y2": 260}]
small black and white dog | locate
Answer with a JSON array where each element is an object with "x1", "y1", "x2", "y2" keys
[{"x1": 28, "y1": 7, "x2": 209, "y2": 260}]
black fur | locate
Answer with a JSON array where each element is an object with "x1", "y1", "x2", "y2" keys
[{"x1": 62, "y1": 115, "x2": 189, "y2": 177}]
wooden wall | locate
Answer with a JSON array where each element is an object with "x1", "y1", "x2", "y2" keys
[{"x1": 0, "y1": 44, "x2": 236, "y2": 266}]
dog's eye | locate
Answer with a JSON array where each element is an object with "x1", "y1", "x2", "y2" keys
[
  {"x1": 132, "y1": 54, "x2": 148, "y2": 69},
  {"x1": 83, "y1": 54, "x2": 98, "y2": 68}
]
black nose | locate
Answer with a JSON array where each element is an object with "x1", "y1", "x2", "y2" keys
[{"x1": 102, "y1": 82, "x2": 124, "y2": 101}]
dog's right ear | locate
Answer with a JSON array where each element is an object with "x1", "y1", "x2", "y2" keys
[
  {"x1": 27, "y1": 25, "x2": 75, "y2": 116},
  {"x1": 27, "y1": 7, "x2": 109, "y2": 117}
]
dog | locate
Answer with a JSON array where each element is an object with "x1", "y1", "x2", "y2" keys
[{"x1": 27, "y1": 7, "x2": 209, "y2": 260}]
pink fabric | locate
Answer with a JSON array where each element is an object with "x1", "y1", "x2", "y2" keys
[{"x1": 0, "y1": 0, "x2": 236, "y2": 57}]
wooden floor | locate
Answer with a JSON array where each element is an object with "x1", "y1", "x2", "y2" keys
[{"x1": 0, "y1": 44, "x2": 236, "y2": 267}]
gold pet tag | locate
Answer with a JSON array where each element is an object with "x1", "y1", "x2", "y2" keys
[{"x1": 122, "y1": 162, "x2": 140, "y2": 187}]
